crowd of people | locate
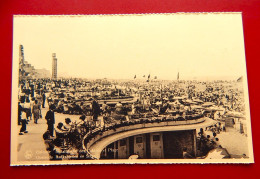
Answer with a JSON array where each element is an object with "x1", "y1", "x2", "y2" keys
[
  {"x1": 18, "y1": 89, "x2": 46, "y2": 135},
  {"x1": 197, "y1": 124, "x2": 224, "y2": 157},
  {"x1": 17, "y1": 77, "x2": 246, "y2": 158}
]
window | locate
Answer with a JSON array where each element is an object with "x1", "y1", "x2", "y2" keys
[
  {"x1": 136, "y1": 137, "x2": 143, "y2": 143},
  {"x1": 153, "y1": 135, "x2": 160, "y2": 141},
  {"x1": 120, "y1": 139, "x2": 126, "y2": 146}
]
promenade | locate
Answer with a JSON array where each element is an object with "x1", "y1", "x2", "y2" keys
[
  {"x1": 16, "y1": 104, "x2": 249, "y2": 162},
  {"x1": 212, "y1": 127, "x2": 249, "y2": 157},
  {"x1": 204, "y1": 126, "x2": 249, "y2": 157},
  {"x1": 16, "y1": 104, "x2": 81, "y2": 162},
  {"x1": 17, "y1": 107, "x2": 49, "y2": 161}
]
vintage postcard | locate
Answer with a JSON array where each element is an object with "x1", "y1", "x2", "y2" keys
[{"x1": 11, "y1": 13, "x2": 254, "y2": 165}]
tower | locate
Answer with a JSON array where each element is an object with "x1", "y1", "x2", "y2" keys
[
  {"x1": 19, "y1": 45, "x2": 25, "y2": 81},
  {"x1": 52, "y1": 53, "x2": 57, "y2": 79}
]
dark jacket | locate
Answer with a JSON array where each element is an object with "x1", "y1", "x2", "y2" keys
[
  {"x1": 42, "y1": 93, "x2": 46, "y2": 100},
  {"x1": 92, "y1": 100, "x2": 101, "y2": 115},
  {"x1": 45, "y1": 110, "x2": 55, "y2": 125}
]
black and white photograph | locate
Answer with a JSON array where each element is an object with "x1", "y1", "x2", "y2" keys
[{"x1": 11, "y1": 13, "x2": 254, "y2": 165}]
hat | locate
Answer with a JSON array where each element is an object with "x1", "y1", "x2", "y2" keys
[
  {"x1": 57, "y1": 122, "x2": 63, "y2": 129},
  {"x1": 49, "y1": 104, "x2": 56, "y2": 110},
  {"x1": 65, "y1": 118, "x2": 71, "y2": 123},
  {"x1": 80, "y1": 115, "x2": 86, "y2": 120}
]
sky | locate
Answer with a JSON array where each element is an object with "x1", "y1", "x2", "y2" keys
[{"x1": 13, "y1": 13, "x2": 247, "y2": 80}]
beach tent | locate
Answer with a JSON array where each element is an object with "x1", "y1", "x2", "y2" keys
[{"x1": 224, "y1": 111, "x2": 245, "y2": 118}]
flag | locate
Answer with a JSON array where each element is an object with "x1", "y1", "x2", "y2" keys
[{"x1": 177, "y1": 72, "x2": 179, "y2": 80}]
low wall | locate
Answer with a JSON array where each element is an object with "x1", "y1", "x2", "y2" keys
[{"x1": 83, "y1": 118, "x2": 207, "y2": 159}]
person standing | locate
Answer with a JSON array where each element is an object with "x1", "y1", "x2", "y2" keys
[
  {"x1": 23, "y1": 98, "x2": 31, "y2": 121},
  {"x1": 18, "y1": 102, "x2": 23, "y2": 125},
  {"x1": 92, "y1": 98, "x2": 101, "y2": 127},
  {"x1": 30, "y1": 97, "x2": 35, "y2": 120},
  {"x1": 36, "y1": 92, "x2": 42, "y2": 109},
  {"x1": 30, "y1": 83, "x2": 34, "y2": 98},
  {"x1": 42, "y1": 92, "x2": 46, "y2": 108},
  {"x1": 115, "y1": 101, "x2": 123, "y2": 114},
  {"x1": 45, "y1": 104, "x2": 55, "y2": 137},
  {"x1": 32, "y1": 100, "x2": 40, "y2": 124},
  {"x1": 20, "y1": 92, "x2": 26, "y2": 103},
  {"x1": 19, "y1": 111, "x2": 28, "y2": 135},
  {"x1": 102, "y1": 102, "x2": 108, "y2": 115}
]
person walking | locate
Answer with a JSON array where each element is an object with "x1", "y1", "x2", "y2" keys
[
  {"x1": 42, "y1": 92, "x2": 46, "y2": 108},
  {"x1": 32, "y1": 100, "x2": 40, "y2": 124},
  {"x1": 36, "y1": 92, "x2": 42, "y2": 106},
  {"x1": 45, "y1": 104, "x2": 55, "y2": 137},
  {"x1": 19, "y1": 111, "x2": 28, "y2": 135}
]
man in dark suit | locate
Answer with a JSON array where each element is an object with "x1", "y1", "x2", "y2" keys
[
  {"x1": 42, "y1": 92, "x2": 46, "y2": 108},
  {"x1": 92, "y1": 98, "x2": 100, "y2": 127},
  {"x1": 45, "y1": 104, "x2": 55, "y2": 137}
]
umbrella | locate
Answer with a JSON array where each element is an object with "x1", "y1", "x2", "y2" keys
[
  {"x1": 173, "y1": 96, "x2": 186, "y2": 100},
  {"x1": 191, "y1": 105, "x2": 204, "y2": 109},
  {"x1": 193, "y1": 99, "x2": 203, "y2": 103},
  {"x1": 155, "y1": 101, "x2": 162, "y2": 105},
  {"x1": 205, "y1": 106, "x2": 225, "y2": 112},
  {"x1": 202, "y1": 102, "x2": 215, "y2": 107},
  {"x1": 185, "y1": 99, "x2": 197, "y2": 104},
  {"x1": 224, "y1": 111, "x2": 245, "y2": 118},
  {"x1": 151, "y1": 108, "x2": 159, "y2": 114}
]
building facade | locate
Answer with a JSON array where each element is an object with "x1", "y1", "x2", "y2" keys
[
  {"x1": 85, "y1": 117, "x2": 216, "y2": 160},
  {"x1": 100, "y1": 130, "x2": 196, "y2": 159},
  {"x1": 19, "y1": 45, "x2": 25, "y2": 81},
  {"x1": 18, "y1": 45, "x2": 51, "y2": 81}
]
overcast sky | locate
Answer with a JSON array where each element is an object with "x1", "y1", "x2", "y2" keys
[{"x1": 13, "y1": 13, "x2": 247, "y2": 80}]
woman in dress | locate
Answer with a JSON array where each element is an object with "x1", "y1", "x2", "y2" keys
[{"x1": 32, "y1": 100, "x2": 40, "y2": 124}]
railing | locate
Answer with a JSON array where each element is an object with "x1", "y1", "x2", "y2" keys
[{"x1": 82, "y1": 114, "x2": 205, "y2": 159}]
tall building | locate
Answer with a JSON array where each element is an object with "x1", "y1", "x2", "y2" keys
[
  {"x1": 19, "y1": 45, "x2": 25, "y2": 80},
  {"x1": 52, "y1": 53, "x2": 57, "y2": 79},
  {"x1": 18, "y1": 45, "x2": 51, "y2": 81}
]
